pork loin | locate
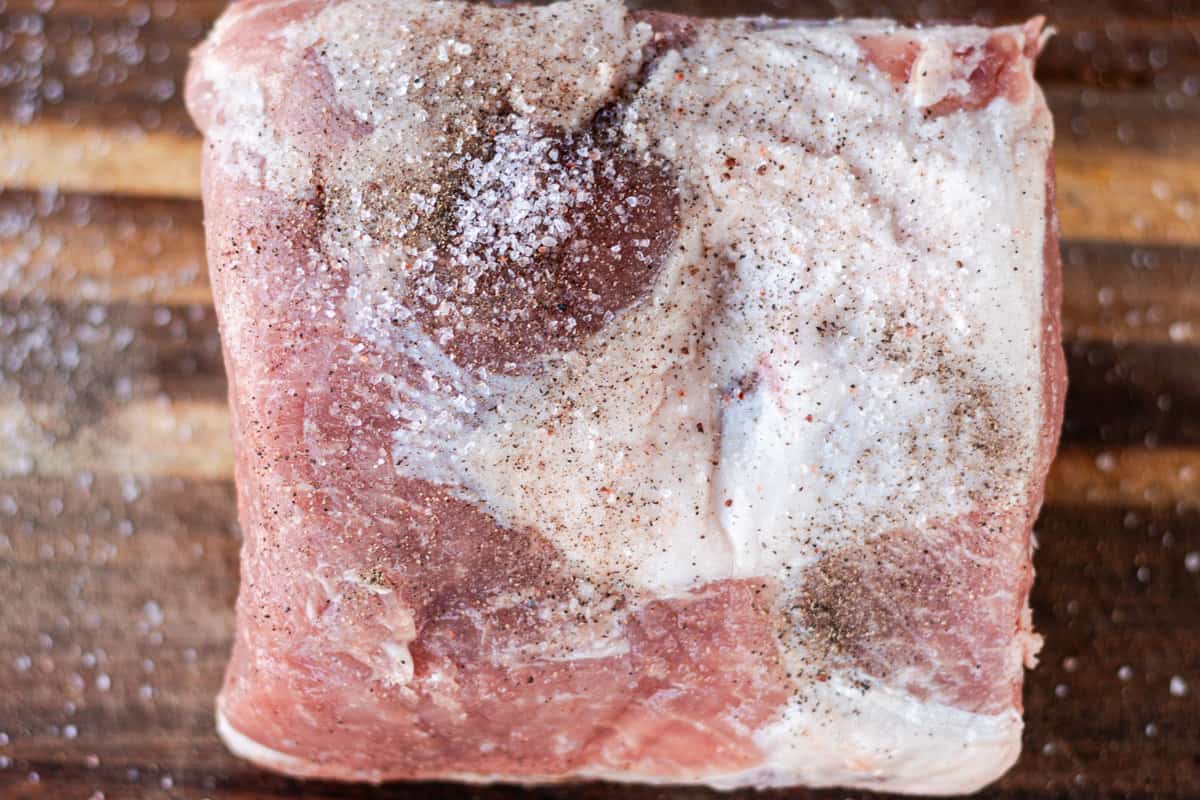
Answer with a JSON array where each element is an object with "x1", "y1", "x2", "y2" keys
[{"x1": 185, "y1": 0, "x2": 1064, "y2": 793}]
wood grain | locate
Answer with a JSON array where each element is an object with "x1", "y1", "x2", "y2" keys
[
  {"x1": 1062, "y1": 242, "x2": 1200, "y2": 347},
  {"x1": 1061, "y1": 339, "x2": 1200, "y2": 448},
  {"x1": 0, "y1": 191, "x2": 209, "y2": 306},
  {"x1": 0, "y1": 121, "x2": 202, "y2": 199},
  {"x1": 1046, "y1": 447, "x2": 1200, "y2": 508},
  {"x1": 1056, "y1": 145, "x2": 1200, "y2": 246},
  {"x1": 0, "y1": 398, "x2": 233, "y2": 480},
  {"x1": 1, "y1": 0, "x2": 1198, "y2": 799}
]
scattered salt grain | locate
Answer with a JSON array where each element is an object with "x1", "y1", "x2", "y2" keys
[
  {"x1": 120, "y1": 477, "x2": 141, "y2": 502},
  {"x1": 1169, "y1": 321, "x2": 1194, "y2": 342},
  {"x1": 142, "y1": 600, "x2": 163, "y2": 627}
]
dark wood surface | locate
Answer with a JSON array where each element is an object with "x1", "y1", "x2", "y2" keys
[{"x1": 1, "y1": 1, "x2": 1198, "y2": 798}]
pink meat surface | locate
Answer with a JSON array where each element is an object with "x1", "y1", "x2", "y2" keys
[{"x1": 186, "y1": 1, "x2": 1063, "y2": 793}]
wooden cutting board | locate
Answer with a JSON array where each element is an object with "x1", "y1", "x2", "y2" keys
[{"x1": 0, "y1": 1, "x2": 1197, "y2": 798}]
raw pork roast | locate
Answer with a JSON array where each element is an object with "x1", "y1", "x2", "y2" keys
[{"x1": 186, "y1": 0, "x2": 1064, "y2": 793}]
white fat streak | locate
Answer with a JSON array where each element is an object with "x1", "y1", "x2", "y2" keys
[
  {"x1": 217, "y1": 710, "x2": 340, "y2": 780},
  {"x1": 717, "y1": 676, "x2": 1022, "y2": 794},
  {"x1": 309, "y1": 560, "x2": 417, "y2": 688}
]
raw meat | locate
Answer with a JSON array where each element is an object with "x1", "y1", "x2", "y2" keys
[{"x1": 185, "y1": 0, "x2": 1064, "y2": 793}]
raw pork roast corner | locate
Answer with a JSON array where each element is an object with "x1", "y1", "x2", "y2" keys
[{"x1": 185, "y1": 0, "x2": 1065, "y2": 793}]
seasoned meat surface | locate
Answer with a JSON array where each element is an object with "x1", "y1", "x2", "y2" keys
[{"x1": 186, "y1": 1, "x2": 1063, "y2": 792}]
